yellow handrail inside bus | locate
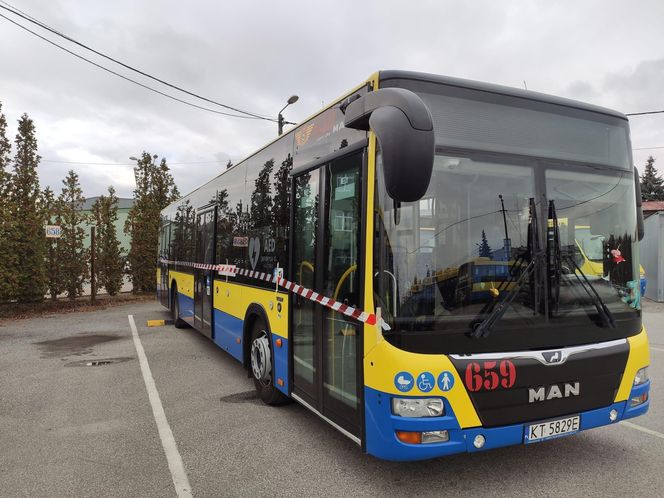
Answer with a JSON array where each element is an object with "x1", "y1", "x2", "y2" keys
[
  {"x1": 295, "y1": 260, "x2": 316, "y2": 328},
  {"x1": 331, "y1": 263, "x2": 358, "y2": 387},
  {"x1": 334, "y1": 264, "x2": 357, "y2": 301},
  {"x1": 298, "y1": 260, "x2": 314, "y2": 284}
]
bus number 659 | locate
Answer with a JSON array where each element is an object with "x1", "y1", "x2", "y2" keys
[{"x1": 464, "y1": 360, "x2": 516, "y2": 392}]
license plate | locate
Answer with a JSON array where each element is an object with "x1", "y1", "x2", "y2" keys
[{"x1": 524, "y1": 415, "x2": 580, "y2": 444}]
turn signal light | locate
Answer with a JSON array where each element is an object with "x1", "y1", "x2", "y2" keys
[
  {"x1": 630, "y1": 392, "x2": 648, "y2": 407},
  {"x1": 396, "y1": 430, "x2": 450, "y2": 444},
  {"x1": 396, "y1": 431, "x2": 422, "y2": 444}
]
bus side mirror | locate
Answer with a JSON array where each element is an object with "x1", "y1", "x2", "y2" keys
[
  {"x1": 634, "y1": 167, "x2": 644, "y2": 241},
  {"x1": 344, "y1": 88, "x2": 435, "y2": 202}
]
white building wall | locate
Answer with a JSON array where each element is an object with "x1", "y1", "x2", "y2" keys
[{"x1": 640, "y1": 211, "x2": 664, "y2": 302}]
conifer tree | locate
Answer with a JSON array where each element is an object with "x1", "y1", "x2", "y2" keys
[
  {"x1": 478, "y1": 229, "x2": 493, "y2": 258},
  {"x1": 125, "y1": 152, "x2": 178, "y2": 293},
  {"x1": 272, "y1": 154, "x2": 293, "y2": 267},
  {"x1": 10, "y1": 113, "x2": 46, "y2": 302},
  {"x1": 640, "y1": 156, "x2": 664, "y2": 201},
  {"x1": 92, "y1": 187, "x2": 124, "y2": 296},
  {"x1": 58, "y1": 170, "x2": 88, "y2": 300},
  {"x1": 0, "y1": 101, "x2": 18, "y2": 303},
  {"x1": 42, "y1": 186, "x2": 63, "y2": 300},
  {"x1": 250, "y1": 159, "x2": 274, "y2": 230}
]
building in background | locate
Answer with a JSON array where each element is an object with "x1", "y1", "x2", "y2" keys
[
  {"x1": 79, "y1": 196, "x2": 133, "y2": 255},
  {"x1": 640, "y1": 207, "x2": 664, "y2": 302},
  {"x1": 642, "y1": 201, "x2": 664, "y2": 220}
]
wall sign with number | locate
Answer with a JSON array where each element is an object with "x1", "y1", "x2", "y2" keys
[
  {"x1": 45, "y1": 225, "x2": 62, "y2": 238},
  {"x1": 464, "y1": 360, "x2": 517, "y2": 392}
]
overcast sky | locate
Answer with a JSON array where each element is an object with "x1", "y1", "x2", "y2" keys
[{"x1": 1, "y1": 0, "x2": 663, "y2": 198}]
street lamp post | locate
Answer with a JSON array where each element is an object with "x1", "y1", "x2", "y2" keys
[
  {"x1": 278, "y1": 95, "x2": 299, "y2": 135},
  {"x1": 499, "y1": 194, "x2": 511, "y2": 261}
]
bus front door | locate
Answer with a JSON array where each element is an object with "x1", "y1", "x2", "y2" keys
[
  {"x1": 291, "y1": 151, "x2": 364, "y2": 439},
  {"x1": 194, "y1": 207, "x2": 216, "y2": 338}
]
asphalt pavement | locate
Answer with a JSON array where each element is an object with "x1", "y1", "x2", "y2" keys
[{"x1": 0, "y1": 300, "x2": 662, "y2": 497}]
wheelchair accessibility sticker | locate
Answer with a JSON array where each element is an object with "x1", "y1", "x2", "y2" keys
[
  {"x1": 437, "y1": 371, "x2": 455, "y2": 391},
  {"x1": 394, "y1": 372, "x2": 414, "y2": 392},
  {"x1": 417, "y1": 372, "x2": 435, "y2": 393}
]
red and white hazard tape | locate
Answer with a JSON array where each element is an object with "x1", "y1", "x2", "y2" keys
[{"x1": 160, "y1": 258, "x2": 390, "y2": 331}]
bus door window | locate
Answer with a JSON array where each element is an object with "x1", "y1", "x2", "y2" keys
[
  {"x1": 292, "y1": 169, "x2": 320, "y2": 401},
  {"x1": 322, "y1": 154, "x2": 362, "y2": 426}
]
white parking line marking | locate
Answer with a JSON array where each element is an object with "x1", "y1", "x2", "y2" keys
[
  {"x1": 128, "y1": 315, "x2": 192, "y2": 498},
  {"x1": 622, "y1": 421, "x2": 664, "y2": 440},
  {"x1": 650, "y1": 346, "x2": 664, "y2": 353}
]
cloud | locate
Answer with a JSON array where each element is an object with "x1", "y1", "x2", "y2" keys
[{"x1": 564, "y1": 57, "x2": 664, "y2": 169}]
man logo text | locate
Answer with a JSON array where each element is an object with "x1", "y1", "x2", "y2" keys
[{"x1": 528, "y1": 382, "x2": 580, "y2": 403}]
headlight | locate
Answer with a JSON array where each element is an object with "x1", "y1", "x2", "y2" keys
[
  {"x1": 392, "y1": 398, "x2": 444, "y2": 417},
  {"x1": 634, "y1": 367, "x2": 649, "y2": 386}
]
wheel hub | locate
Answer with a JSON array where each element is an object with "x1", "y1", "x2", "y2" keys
[{"x1": 251, "y1": 332, "x2": 272, "y2": 385}]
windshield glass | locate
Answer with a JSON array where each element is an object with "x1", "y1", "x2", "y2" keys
[{"x1": 374, "y1": 152, "x2": 641, "y2": 354}]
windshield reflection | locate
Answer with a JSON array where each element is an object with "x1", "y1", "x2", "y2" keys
[{"x1": 374, "y1": 153, "x2": 641, "y2": 349}]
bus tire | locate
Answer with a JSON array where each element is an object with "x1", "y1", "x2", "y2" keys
[
  {"x1": 250, "y1": 318, "x2": 288, "y2": 405},
  {"x1": 171, "y1": 284, "x2": 188, "y2": 329}
]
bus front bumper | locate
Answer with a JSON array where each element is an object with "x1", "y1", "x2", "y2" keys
[{"x1": 364, "y1": 382, "x2": 650, "y2": 461}]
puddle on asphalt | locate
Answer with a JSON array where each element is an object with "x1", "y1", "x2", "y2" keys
[
  {"x1": 64, "y1": 356, "x2": 134, "y2": 367},
  {"x1": 33, "y1": 334, "x2": 122, "y2": 358},
  {"x1": 220, "y1": 390, "x2": 262, "y2": 405}
]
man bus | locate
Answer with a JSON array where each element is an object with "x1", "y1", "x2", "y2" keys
[{"x1": 157, "y1": 70, "x2": 650, "y2": 461}]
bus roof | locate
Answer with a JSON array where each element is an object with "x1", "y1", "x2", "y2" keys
[{"x1": 379, "y1": 70, "x2": 628, "y2": 121}]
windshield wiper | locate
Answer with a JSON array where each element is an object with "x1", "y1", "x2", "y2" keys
[
  {"x1": 561, "y1": 252, "x2": 616, "y2": 328},
  {"x1": 471, "y1": 198, "x2": 545, "y2": 338},
  {"x1": 548, "y1": 199, "x2": 615, "y2": 329}
]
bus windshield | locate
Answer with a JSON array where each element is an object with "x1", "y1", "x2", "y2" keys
[{"x1": 374, "y1": 88, "x2": 641, "y2": 354}]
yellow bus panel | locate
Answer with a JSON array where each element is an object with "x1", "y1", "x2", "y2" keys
[
  {"x1": 213, "y1": 280, "x2": 290, "y2": 338},
  {"x1": 614, "y1": 327, "x2": 650, "y2": 402},
  {"x1": 364, "y1": 339, "x2": 482, "y2": 428},
  {"x1": 170, "y1": 270, "x2": 194, "y2": 299}
]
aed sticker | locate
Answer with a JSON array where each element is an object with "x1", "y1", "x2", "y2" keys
[
  {"x1": 437, "y1": 371, "x2": 455, "y2": 392},
  {"x1": 417, "y1": 372, "x2": 435, "y2": 393},
  {"x1": 394, "y1": 371, "x2": 414, "y2": 392}
]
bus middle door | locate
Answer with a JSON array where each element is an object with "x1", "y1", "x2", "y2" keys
[{"x1": 194, "y1": 206, "x2": 216, "y2": 338}]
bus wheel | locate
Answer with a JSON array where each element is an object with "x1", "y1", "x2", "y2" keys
[
  {"x1": 250, "y1": 318, "x2": 288, "y2": 405},
  {"x1": 172, "y1": 285, "x2": 188, "y2": 329}
]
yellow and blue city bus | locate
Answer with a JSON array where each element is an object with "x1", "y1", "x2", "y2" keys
[{"x1": 157, "y1": 70, "x2": 650, "y2": 461}]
